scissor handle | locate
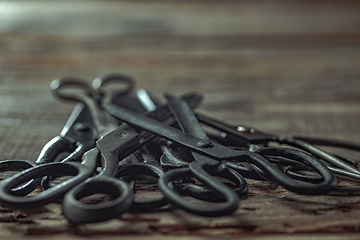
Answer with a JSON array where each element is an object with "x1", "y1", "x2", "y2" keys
[
  {"x1": 158, "y1": 161, "x2": 240, "y2": 217},
  {"x1": 40, "y1": 139, "x2": 95, "y2": 190},
  {"x1": 158, "y1": 142, "x2": 249, "y2": 200},
  {"x1": 284, "y1": 165, "x2": 360, "y2": 196},
  {"x1": 62, "y1": 127, "x2": 140, "y2": 223},
  {"x1": 0, "y1": 149, "x2": 97, "y2": 209},
  {"x1": 92, "y1": 73, "x2": 135, "y2": 104},
  {"x1": 266, "y1": 152, "x2": 360, "y2": 183},
  {"x1": 280, "y1": 137, "x2": 360, "y2": 175},
  {"x1": 176, "y1": 163, "x2": 248, "y2": 202},
  {"x1": 51, "y1": 77, "x2": 119, "y2": 138},
  {"x1": 0, "y1": 160, "x2": 40, "y2": 196},
  {"x1": 248, "y1": 147, "x2": 337, "y2": 195},
  {"x1": 116, "y1": 163, "x2": 169, "y2": 210},
  {"x1": 51, "y1": 77, "x2": 93, "y2": 103},
  {"x1": 62, "y1": 174, "x2": 133, "y2": 223}
]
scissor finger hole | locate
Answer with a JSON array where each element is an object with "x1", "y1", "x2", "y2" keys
[
  {"x1": 51, "y1": 78, "x2": 92, "y2": 102},
  {"x1": 92, "y1": 73, "x2": 135, "y2": 103},
  {"x1": 0, "y1": 160, "x2": 35, "y2": 180},
  {"x1": 78, "y1": 193, "x2": 116, "y2": 204},
  {"x1": 116, "y1": 163, "x2": 169, "y2": 210},
  {"x1": 284, "y1": 166, "x2": 324, "y2": 183},
  {"x1": 63, "y1": 177, "x2": 133, "y2": 223},
  {"x1": 41, "y1": 174, "x2": 78, "y2": 190},
  {"x1": 0, "y1": 160, "x2": 41, "y2": 196},
  {"x1": 176, "y1": 173, "x2": 248, "y2": 202},
  {"x1": 159, "y1": 168, "x2": 239, "y2": 217},
  {"x1": 68, "y1": 176, "x2": 129, "y2": 205},
  {"x1": 72, "y1": 180, "x2": 124, "y2": 204},
  {"x1": 2, "y1": 164, "x2": 79, "y2": 192}
]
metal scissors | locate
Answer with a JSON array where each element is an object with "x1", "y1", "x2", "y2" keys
[
  {"x1": 0, "y1": 85, "x2": 99, "y2": 196},
  {"x1": 103, "y1": 95, "x2": 337, "y2": 216},
  {"x1": 194, "y1": 112, "x2": 360, "y2": 192},
  {"x1": 153, "y1": 138, "x2": 249, "y2": 202},
  {"x1": 280, "y1": 155, "x2": 360, "y2": 196},
  {"x1": 0, "y1": 73, "x2": 138, "y2": 208},
  {"x1": 116, "y1": 137, "x2": 248, "y2": 210},
  {"x1": 62, "y1": 92, "x2": 203, "y2": 223},
  {"x1": 40, "y1": 72, "x2": 137, "y2": 166},
  {"x1": 196, "y1": 113, "x2": 360, "y2": 176},
  {"x1": 115, "y1": 92, "x2": 248, "y2": 208}
]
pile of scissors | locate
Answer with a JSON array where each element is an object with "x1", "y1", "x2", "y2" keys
[{"x1": 0, "y1": 73, "x2": 360, "y2": 224}]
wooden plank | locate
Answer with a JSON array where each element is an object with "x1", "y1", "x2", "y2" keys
[
  {"x1": 0, "y1": 0, "x2": 360, "y2": 238},
  {"x1": 1, "y1": 1, "x2": 360, "y2": 36}
]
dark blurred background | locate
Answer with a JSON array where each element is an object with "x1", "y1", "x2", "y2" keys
[{"x1": 1, "y1": 1, "x2": 359, "y2": 160}]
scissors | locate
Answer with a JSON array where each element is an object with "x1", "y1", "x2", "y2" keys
[
  {"x1": 116, "y1": 137, "x2": 248, "y2": 211},
  {"x1": 41, "y1": 72, "x2": 137, "y2": 166},
  {"x1": 62, "y1": 92, "x2": 203, "y2": 223},
  {"x1": 0, "y1": 76, "x2": 106, "y2": 196},
  {"x1": 154, "y1": 138, "x2": 249, "y2": 202},
  {"x1": 0, "y1": 73, "x2": 141, "y2": 208},
  {"x1": 196, "y1": 113, "x2": 360, "y2": 176},
  {"x1": 103, "y1": 95, "x2": 337, "y2": 216},
  {"x1": 194, "y1": 112, "x2": 360, "y2": 190},
  {"x1": 96, "y1": 90, "x2": 181, "y2": 212},
  {"x1": 116, "y1": 91, "x2": 248, "y2": 208}
]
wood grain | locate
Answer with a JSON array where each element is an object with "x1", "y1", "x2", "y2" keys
[{"x1": 0, "y1": 0, "x2": 360, "y2": 239}]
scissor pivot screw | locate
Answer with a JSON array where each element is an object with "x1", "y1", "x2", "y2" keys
[{"x1": 196, "y1": 140, "x2": 213, "y2": 148}]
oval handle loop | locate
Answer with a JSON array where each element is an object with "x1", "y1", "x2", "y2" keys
[
  {"x1": 0, "y1": 149, "x2": 98, "y2": 208},
  {"x1": 50, "y1": 77, "x2": 92, "y2": 103},
  {"x1": 63, "y1": 175, "x2": 133, "y2": 223},
  {"x1": 0, "y1": 160, "x2": 40, "y2": 196}
]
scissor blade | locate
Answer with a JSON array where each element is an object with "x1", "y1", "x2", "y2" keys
[
  {"x1": 145, "y1": 92, "x2": 203, "y2": 122},
  {"x1": 96, "y1": 92, "x2": 204, "y2": 167},
  {"x1": 293, "y1": 135, "x2": 360, "y2": 151},
  {"x1": 136, "y1": 88, "x2": 157, "y2": 112},
  {"x1": 60, "y1": 103, "x2": 96, "y2": 141},
  {"x1": 103, "y1": 97, "x2": 240, "y2": 160},
  {"x1": 165, "y1": 94, "x2": 208, "y2": 140},
  {"x1": 165, "y1": 94, "x2": 221, "y2": 165}
]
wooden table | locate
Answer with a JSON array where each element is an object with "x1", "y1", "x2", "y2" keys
[{"x1": 0, "y1": 1, "x2": 360, "y2": 239}]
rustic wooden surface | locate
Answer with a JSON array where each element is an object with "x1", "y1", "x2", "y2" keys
[{"x1": 0, "y1": 0, "x2": 360, "y2": 239}]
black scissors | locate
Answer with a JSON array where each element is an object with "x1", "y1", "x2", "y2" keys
[
  {"x1": 153, "y1": 138, "x2": 249, "y2": 202},
  {"x1": 103, "y1": 95, "x2": 337, "y2": 216},
  {"x1": 115, "y1": 93, "x2": 248, "y2": 208},
  {"x1": 63, "y1": 88, "x2": 170, "y2": 215},
  {"x1": 0, "y1": 160, "x2": 39, "y2": 196},
  {"x1": 0, "y1": 73, "x2": 138, "y2": 208},
  {"x1": 280, "y1": 155, "x2": 360, "y2": 196},
  {"x1": 62, "y1": 93, "x2": 203, "y2": 223},
  {"x1": 0, "y1": 81, "x2": 100, "y2": 196},
  {"x1": 196, "y1": 113, "x2": 360, "y2": 177},
  {"x1": 41, "y1": 73, "x2": 138, "y2": 166},
  {"x1": 116, "y1": 137, "x2": 248, "y2": 210}
]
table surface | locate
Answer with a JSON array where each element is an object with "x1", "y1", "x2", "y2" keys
[{"x1": 0, "y1": 0, "x2": 360, "y2": 239}]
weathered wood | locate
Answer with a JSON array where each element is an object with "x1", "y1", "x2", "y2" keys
[{"x1": 0, "y1": 0, "x2": 360, "y2": 239}]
